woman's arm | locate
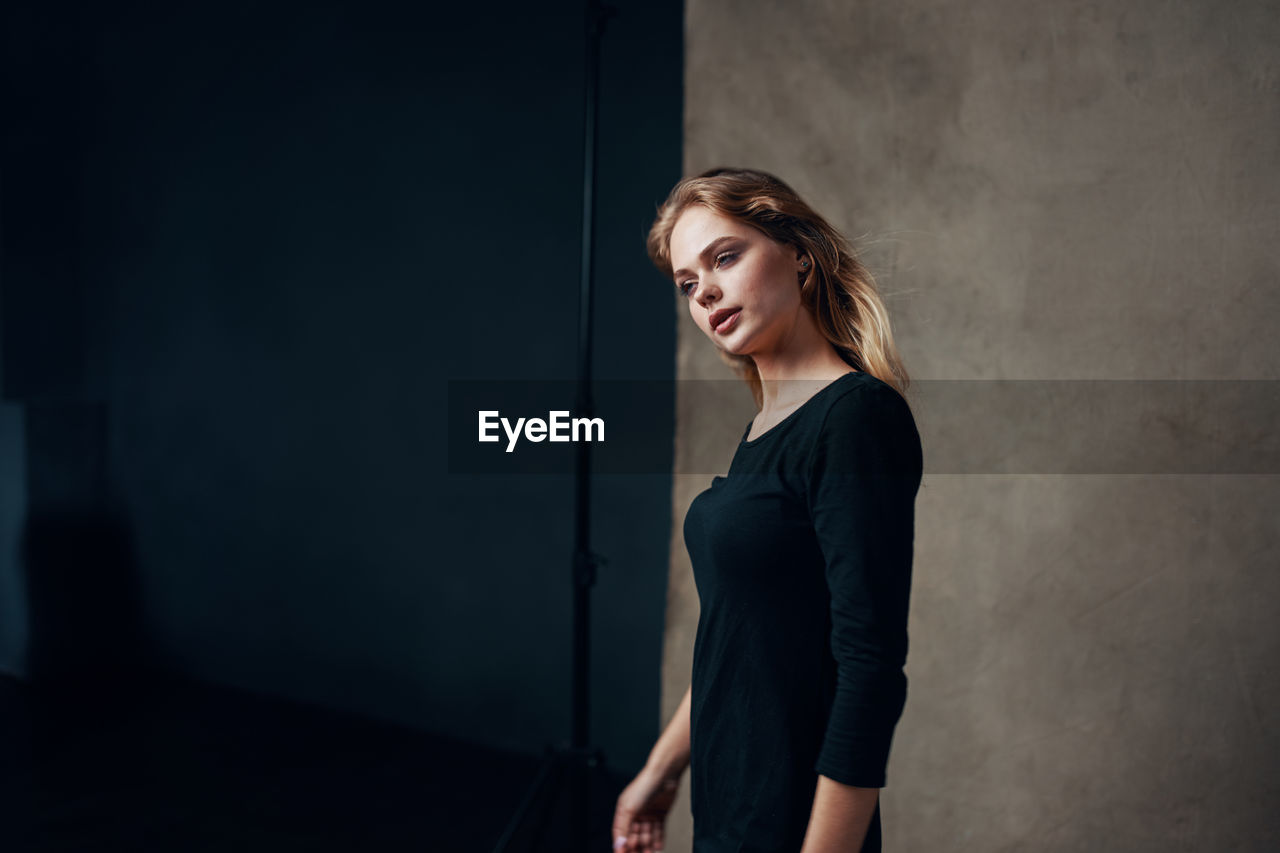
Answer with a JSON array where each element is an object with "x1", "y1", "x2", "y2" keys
[
  {"x1": 613, "y1": 685, "x2": 692, "y2": 853},
  {"x1": 806, "y1": 386, "x2": 920, "y2": 789},
  {"x1": 800, "y1": 776, "x2": 879, "y2": 852},
  {"x1": 643, "y1": 683, "x2": 693, "y2": 779},
  {"x1": 802, "y1": 384, "x2": 922, "y2": 847}
]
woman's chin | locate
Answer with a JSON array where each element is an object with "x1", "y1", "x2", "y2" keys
[{"x1": 711, "y1": 328, "x2": 751, "y2": 355}]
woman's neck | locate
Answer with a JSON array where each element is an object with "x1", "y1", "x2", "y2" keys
[{"x1": 752, "y1": 347, "x2": 857, "y2": 414}]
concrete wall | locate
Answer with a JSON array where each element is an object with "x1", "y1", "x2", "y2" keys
[{"x1": 663, "y1": 0, "x2": 1279, "y2": 849}]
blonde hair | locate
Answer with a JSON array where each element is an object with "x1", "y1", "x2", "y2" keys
[{"x1": 647, "y1": 167, "x2": 911, "y2": 408}]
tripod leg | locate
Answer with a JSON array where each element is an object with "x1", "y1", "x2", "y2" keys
[{"x1": 491, "y1": 747, "x2": 561, "y2": 853}]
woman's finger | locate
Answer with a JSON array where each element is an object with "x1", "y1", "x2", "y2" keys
[{"x1": 611, "y1": 803, "x2": 632, "y2": 848}]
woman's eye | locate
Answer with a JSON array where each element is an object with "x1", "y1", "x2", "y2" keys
[{"x1": 676, "y1": 251, "x2": 736, "y2": 297}]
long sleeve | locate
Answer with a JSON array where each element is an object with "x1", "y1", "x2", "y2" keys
[{"x1": 805, "y1": 383, "x2": 923, "y2": 788}]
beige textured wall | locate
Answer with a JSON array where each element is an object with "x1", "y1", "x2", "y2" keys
[{"x1": 661, "y1": 1, "x2": 1279, "y2": 850}]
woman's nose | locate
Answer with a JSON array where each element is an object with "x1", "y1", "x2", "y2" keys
[{"x1": 696, "y1": 280, "x2": 720, "y2": 308}]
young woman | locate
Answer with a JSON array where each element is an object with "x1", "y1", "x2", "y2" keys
[{"x1": 611, "y1": 168, "x2": 923, "y2": 853}]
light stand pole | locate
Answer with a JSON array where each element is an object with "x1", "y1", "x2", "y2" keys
[{"x1": 491, "y1": 2, "x2": 616, "y2": 851}]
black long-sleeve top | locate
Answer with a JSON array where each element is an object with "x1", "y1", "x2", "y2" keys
[{"x1": 684, "y1": 370, "x2": 923, "y2": 852}]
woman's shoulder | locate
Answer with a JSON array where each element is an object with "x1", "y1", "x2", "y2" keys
[
  {"x1": 807, "y1": 372, "x2": 921, "y2": 476},
  {"x1": 818, "y1": 371, "x2": 915, "y2": 433}
]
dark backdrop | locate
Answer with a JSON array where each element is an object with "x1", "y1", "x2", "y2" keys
[{"x1": 1, "y1": 0, "x2": 682, "y2": 774}]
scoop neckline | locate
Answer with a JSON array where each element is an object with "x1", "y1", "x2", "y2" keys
[{"x1": 739, "y1": 370, "x2": 863, "y2": 447}]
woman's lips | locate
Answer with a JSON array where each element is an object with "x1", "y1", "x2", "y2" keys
[{"x1": 713, "y1": 308, "x2": 741, "y2": 334}]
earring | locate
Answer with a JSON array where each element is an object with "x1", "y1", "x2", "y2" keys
[{"x1": 800, "y1": 259, "x2": 810, "y2": 270}]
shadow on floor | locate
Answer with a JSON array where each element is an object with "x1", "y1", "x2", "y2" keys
[{"x1": 0, "y1": 674, "x2": 630, "y2": 852}]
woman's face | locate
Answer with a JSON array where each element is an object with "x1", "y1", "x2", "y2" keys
[{"x1": 668, "y1": 205, "x2": 806, "y2": 358}]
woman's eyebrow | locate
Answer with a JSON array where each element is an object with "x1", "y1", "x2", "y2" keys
[{"x1": 672, "y1": 235, "x2": 739, "y2": 280}]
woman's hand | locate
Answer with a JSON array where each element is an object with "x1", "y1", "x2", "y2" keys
[{"x1": 611, "y1": 764, "x2": 681, "y2": 852}]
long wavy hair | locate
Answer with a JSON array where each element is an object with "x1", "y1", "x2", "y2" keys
[{"x1": 647, "y1": 167, "x2": 911, "y2": 409}]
